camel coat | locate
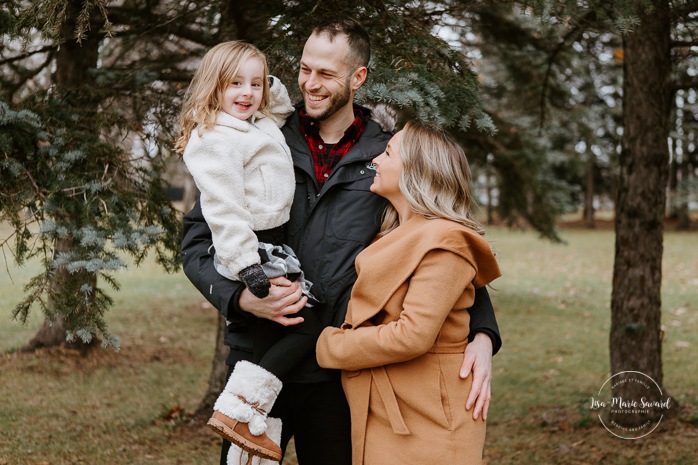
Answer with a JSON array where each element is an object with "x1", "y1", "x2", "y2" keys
[{"x1": 316, "y1": 215, "x2": 501, "y2": 465}]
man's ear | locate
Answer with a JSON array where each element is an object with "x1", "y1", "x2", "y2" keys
[{"x1": 351, "y1": 66, "x2": 368, "y2": 91}]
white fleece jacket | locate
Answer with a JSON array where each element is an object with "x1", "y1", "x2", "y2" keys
[{"x1": 183, "y1": 77, "x2": 295, "y2": 280}]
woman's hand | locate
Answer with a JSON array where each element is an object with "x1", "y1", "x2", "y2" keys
[{"x1": 460, "y1": 332, "x2": 493, "y2": 421}]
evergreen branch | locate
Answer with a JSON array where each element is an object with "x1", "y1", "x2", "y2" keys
[
  {"x1": 106, "y1": 4, "x2": 215, "y2": 46},
  {"x1": 673, "y1": 79, "x2": 698, "y2": 91},
  {"x1": 156, "y1": 68, "x2": 198, "y2": 83},
  {"x1": 671, "y1": 1, "x2": 698, "y2": 20},
  {"x1": 60, "y1": 185, "x2": 87, "y2": 196},
  {"x1": 1, "y1": 245, "x2": 16, "y2": 285},
  {"x1": 472, "y1": 4, "x2": 551, "y2": 52},
  {"x1": 671, "y1": 39, "x2": 698, "y2": 47},
  {"x1": 16, "y1": 161, "x2": 46, "y2": 203},
  {"x1": 12, "y1": 269, "x2": 52, "y2": 323},
  {"x1": 0, "y1": 231, "x2": 19, "y2": 259},
  {"x1": 539, "y1": 11, "x2": 597, "y2": 129},
  {"x1": 0, "y1": 45, "x2": 53, "y2": 66},
  {"x1": 4, "y1": 50, "x2": 54, "y2": 102}
]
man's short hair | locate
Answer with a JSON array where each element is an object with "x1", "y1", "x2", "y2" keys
[{"x1": 312, "y1": 17, "x2": 371, "y2": 69}]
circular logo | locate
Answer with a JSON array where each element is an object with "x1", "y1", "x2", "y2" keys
[{"x1": 589, "y1": 371, "x2": 672, "y2": 439}]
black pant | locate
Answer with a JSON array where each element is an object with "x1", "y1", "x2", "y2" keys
[
  {"x1": 250, "y1": 307, "x2": 322, "y2": 380},
  {"x1": 251, "y1": 227, "x2": 323, "y2": 380},
  {"x1": 220, "y1": 349, "x2": 352, "y2": 465}
]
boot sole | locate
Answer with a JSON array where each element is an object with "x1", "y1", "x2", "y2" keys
[{"x1": 207, "y1": 417, "x2": 282, "y2": 461}]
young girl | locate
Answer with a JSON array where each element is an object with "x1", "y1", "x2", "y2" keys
[
  {"x1": 175, "y1": 41, "x2": 321, "y2": 463},
  {"x1": 316, "y1": 122, "x2": 501, "y2": 465}
]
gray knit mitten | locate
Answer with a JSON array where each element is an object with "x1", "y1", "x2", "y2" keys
[{"x1": 239, "y1": 264, "x2": 271, "y2": 299}]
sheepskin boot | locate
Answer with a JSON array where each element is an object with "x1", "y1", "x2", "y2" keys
[
  {"x1": 208, "y1": 361, "x2": 283, "y2": 461},
  {"x1": 226, "y1": 417, "x2": 283, "y2": 465}
]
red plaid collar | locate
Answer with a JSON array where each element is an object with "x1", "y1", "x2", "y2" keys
[{"x1": 299, "y1": 108, "x2": 366, "y2": 186}]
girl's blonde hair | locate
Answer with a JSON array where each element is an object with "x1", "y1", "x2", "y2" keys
[
  {"x1": 175, "y1": 41, "x2": 270, "y2": 153},
  {"x1": 379, "y1": 121, "x2": 484, "y2": 236}
]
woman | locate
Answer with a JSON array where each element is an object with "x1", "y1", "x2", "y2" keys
[{"x1": 316, "y1": 121, "x2": 501, "y2": 465}]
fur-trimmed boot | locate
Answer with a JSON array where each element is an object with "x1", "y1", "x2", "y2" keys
[
  {"x1": 226, "y1": 417, "x2": 283, "y2": 465},
  {"x1": 207, "y1": 361, "x2": 283, "y2": 461}
]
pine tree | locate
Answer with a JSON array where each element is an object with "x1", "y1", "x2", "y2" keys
[
  {"x1": 1, "y1": 0, "x2": 182, "y2": 350},
  {"x1": 440, "y1": 1, "x2": 627, "y2": 239},
  {"x1": 517, "y1": 0, "x2": 698, "y2": 426},
  {"x1": 610, "y1": 0, "x2": 676, "y2": 426}
]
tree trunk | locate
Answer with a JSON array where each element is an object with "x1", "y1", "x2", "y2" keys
[
  {"x1": 24, "y1": 237, "x2": 98, "y2": 352},
  {"x1": 218, "y1": 1, "x2": 272, "y2": 43},
  {"x1": 610, "y1": 2, "x2": 676, "y2": 426},
  {"x1": 54, "y1": 2, "x2": 101, "y2": 91},
  {"x1": 26, "y1": 0, "x2": 103, "y2": 350},
  {"x1": 24, "y1": 315, "x2": 68, "y2": 351},
  {"x1": 195, "y1": 313, "x2": 230, "y2": 419},
  {"x1": 583, "y1": 153, "x2": 596, "y2": 228}
]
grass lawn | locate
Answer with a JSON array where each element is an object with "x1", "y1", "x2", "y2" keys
[
  {"x1": 483, "y1": 226, "x2": 698, "y2": 464},
  {"x1": 1, "y1": 225, "x2": 697, "y2": 464}
]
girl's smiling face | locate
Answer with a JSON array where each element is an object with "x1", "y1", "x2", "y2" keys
[{"x1": 221, "y1": 57, "x2": 265, "y2": 121}]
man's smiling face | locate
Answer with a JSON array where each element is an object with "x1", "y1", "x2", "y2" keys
[{"x1": 298, "y1": 32, "x2": 355, "y2": 121}]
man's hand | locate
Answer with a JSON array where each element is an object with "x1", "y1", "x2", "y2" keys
[
  {"x1": 239, "y1": 276, "x2": 308, "y2": 326},
  {"x1": 460, "y1": 332, "x2": 493, "y2": 421}
]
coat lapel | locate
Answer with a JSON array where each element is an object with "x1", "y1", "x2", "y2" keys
[{"x1": 344, "y1": 215, "x2": 500, "y2": 329}]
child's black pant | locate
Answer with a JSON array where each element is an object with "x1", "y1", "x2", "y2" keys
[
  {"x1": 249, "y1": 307, "x2": 322, "y2": 379},
  {"x1": 250, "y1": 226, "x2": 322, "y2": 379}
]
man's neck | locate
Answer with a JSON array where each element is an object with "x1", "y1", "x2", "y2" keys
[{"x1": 318, "y1": 105, "x2": 357, "y2": 144}]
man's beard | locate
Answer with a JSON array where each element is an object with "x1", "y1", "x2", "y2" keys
[{"x1": 303, "y1": 79, "x2": 352, "y2": 121}]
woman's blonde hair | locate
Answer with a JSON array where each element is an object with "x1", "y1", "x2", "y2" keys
[
  {"x1": 175, "y1": 41, "x2": 270, "y2": 153},
  {"x1": 378, "y1": 121, "x2": 484, "y2": 236}
]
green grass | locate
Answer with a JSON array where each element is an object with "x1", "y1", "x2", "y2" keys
[
  {"x1": 1, "y1": 225, "x2": 697, "y2": 464},
  {"x1": 484, "y1": 226, "x2": 698, "y2": 464},
  {"x1": 0, "y1": 244, "x2": 221, "y2": 464}
]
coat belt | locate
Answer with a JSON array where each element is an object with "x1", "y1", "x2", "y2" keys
[{"x1": 370, "y1": 367, "x2": 410, "y2": 435}]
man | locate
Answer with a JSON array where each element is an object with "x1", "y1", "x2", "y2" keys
[{"x1": 181, "y1": 18, "x2": 501, "y2": 465}]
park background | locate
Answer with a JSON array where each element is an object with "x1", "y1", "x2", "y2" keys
[{"x1": 1, "y1": 1, "x2": 697, "y2": 464}]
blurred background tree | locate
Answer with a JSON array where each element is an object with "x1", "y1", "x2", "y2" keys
[{"x1": 469, "y1": 0, "x2": 696, "y2": 426}]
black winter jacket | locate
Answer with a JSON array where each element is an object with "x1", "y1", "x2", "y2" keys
[{"x1": 181, "y1": 105, "x2": 501, "y2": 383}]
